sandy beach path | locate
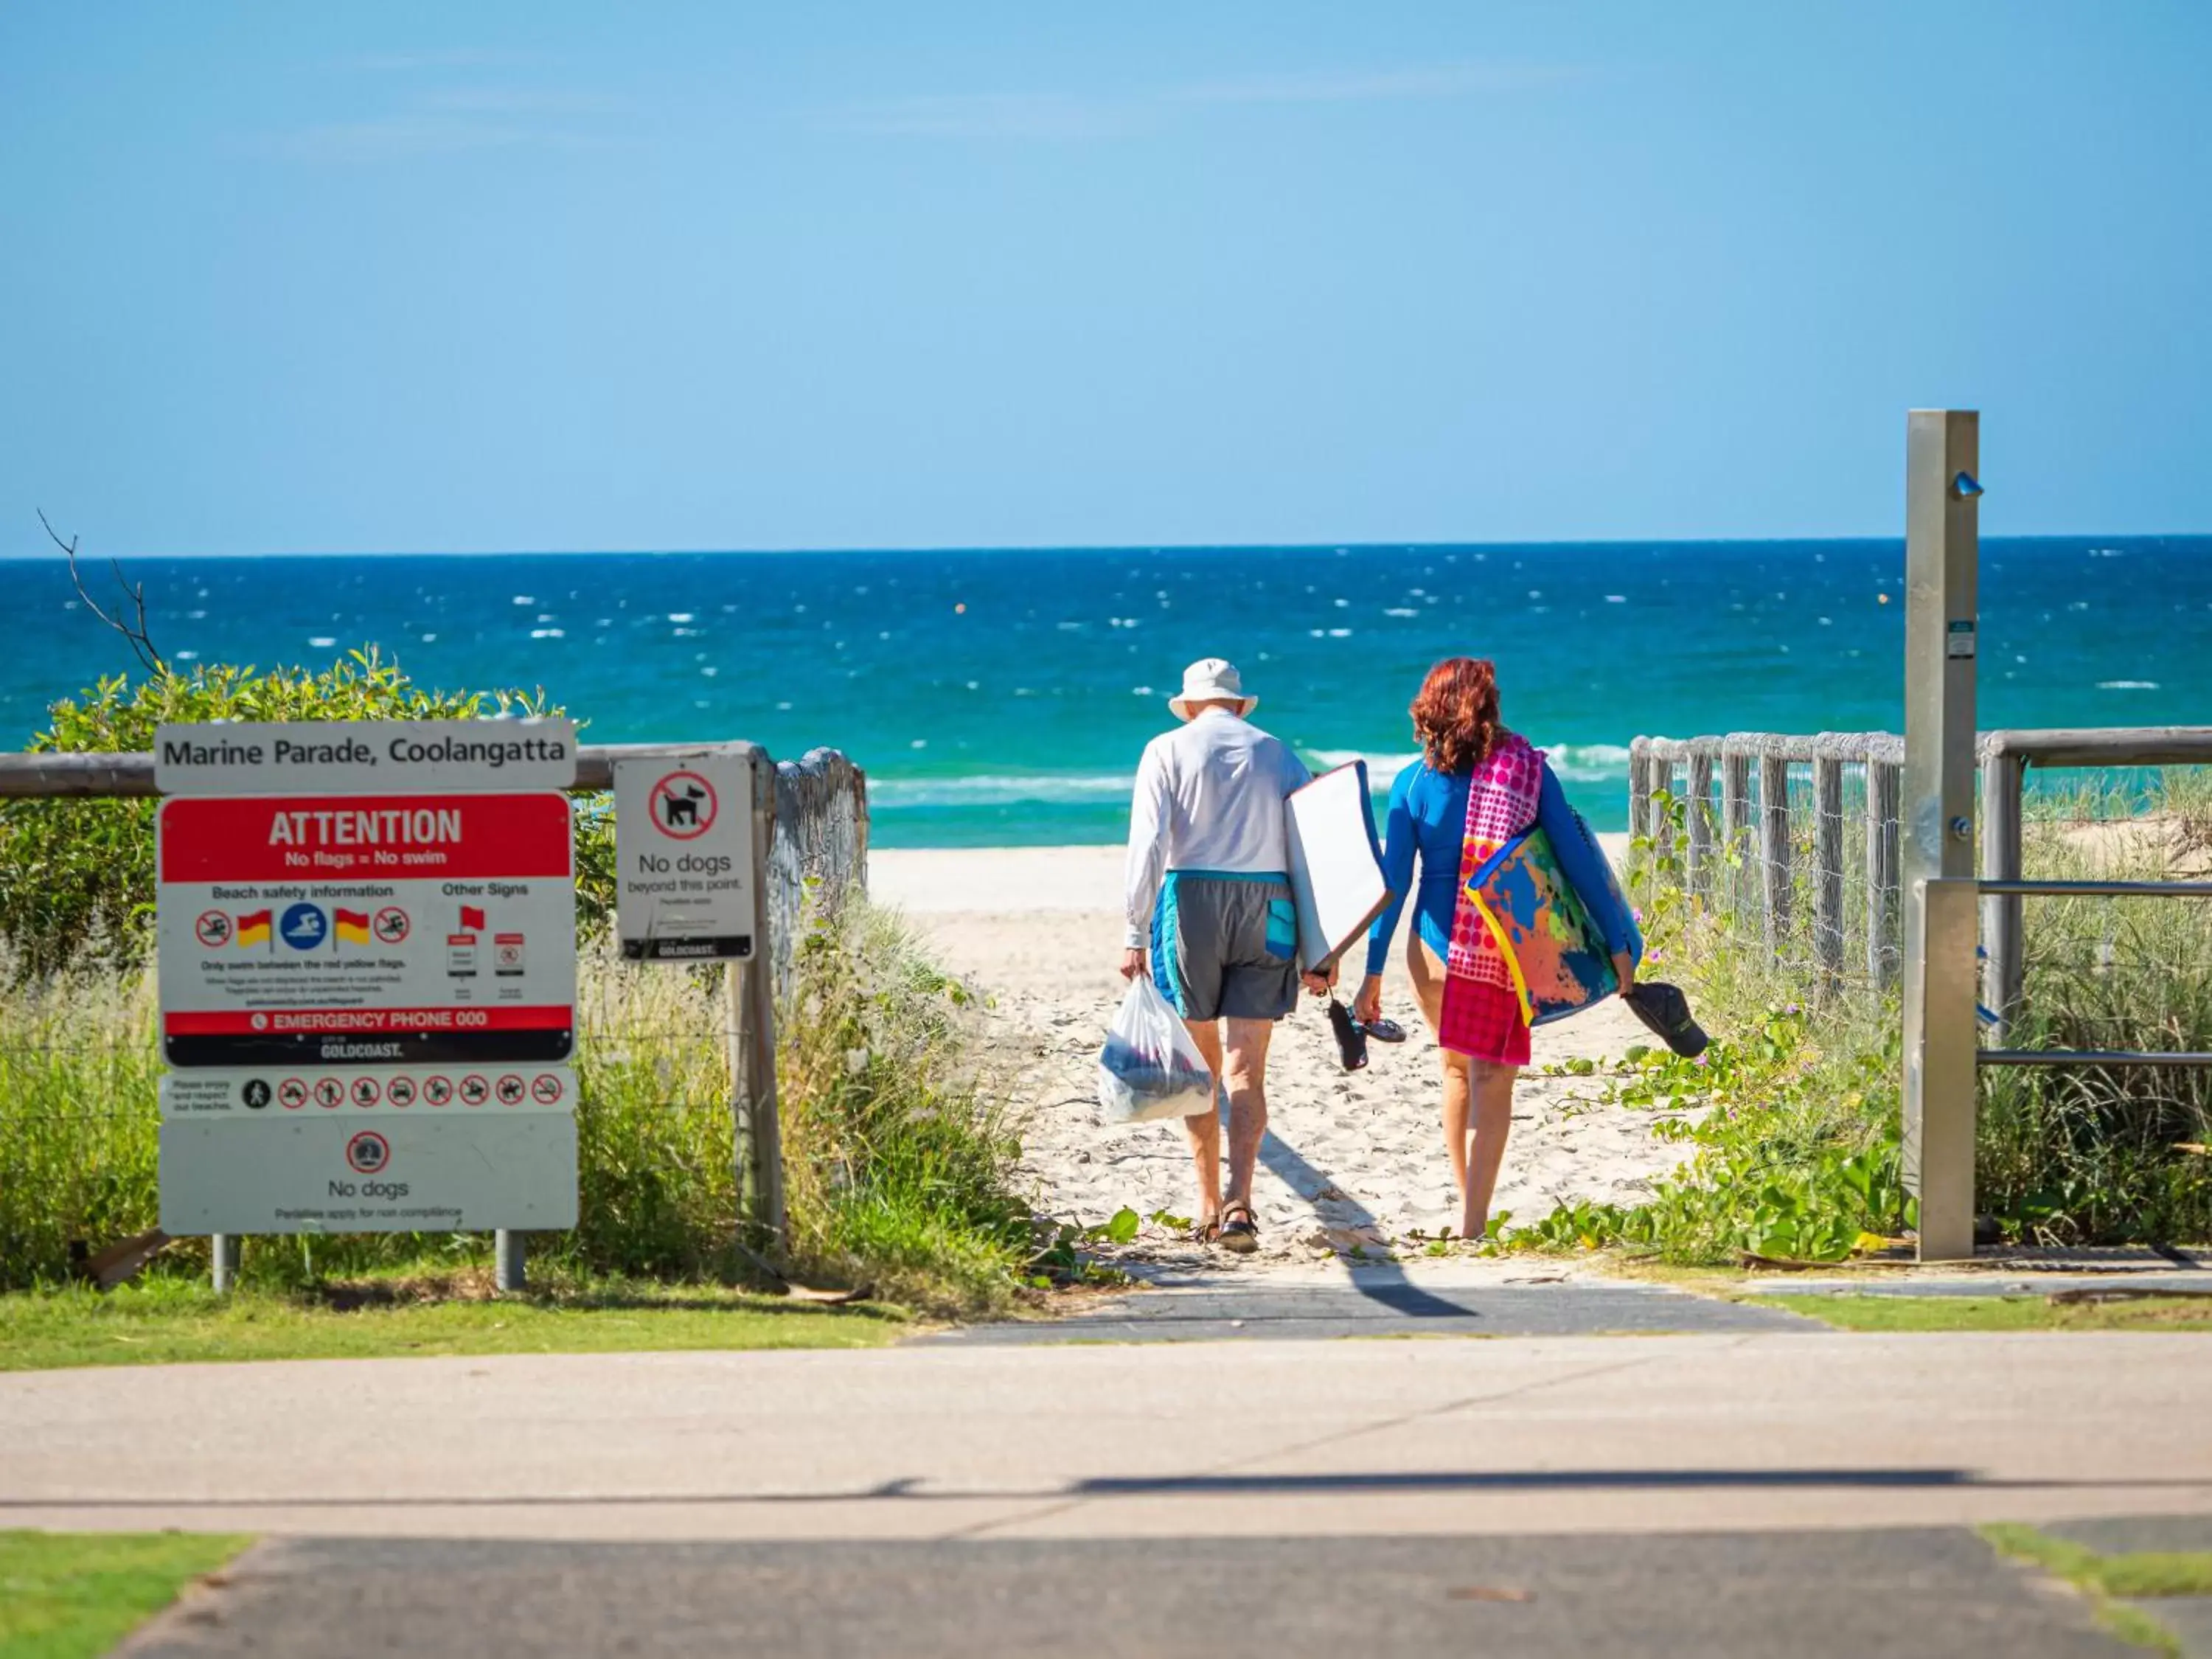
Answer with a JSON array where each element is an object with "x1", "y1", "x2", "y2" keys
[{"x1": 872, "y1": 846, "x2": 1695, "y2": 1262}]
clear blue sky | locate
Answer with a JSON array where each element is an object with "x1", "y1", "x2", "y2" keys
[{"x1": 3, "y1": 2, "x2": 2208, "y2": 555}]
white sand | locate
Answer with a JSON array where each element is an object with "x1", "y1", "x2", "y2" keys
[{"x1": 872, "y1": 844, "x2": 1700, "y2": 1264}]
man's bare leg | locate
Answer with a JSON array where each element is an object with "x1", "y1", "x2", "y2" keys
[
  {"x1": 1180, "y1": 1018, "x2": 1225, "y2": 1230},
  {"x1": 1222, "y1": 1016, "x2": 1274, "y2": 1217}
]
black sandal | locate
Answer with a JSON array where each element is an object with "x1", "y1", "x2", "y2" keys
[{"x1": 1217, "y1": 1203, "x2": 1259, "y2": 1254}]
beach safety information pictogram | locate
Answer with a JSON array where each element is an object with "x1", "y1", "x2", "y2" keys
[
  {"x1": 613, "y1": 752, "x2": 759, "y2": 962},
  {"x1": 156, "y1": 792, "x2": 577, "y2": 1067}
]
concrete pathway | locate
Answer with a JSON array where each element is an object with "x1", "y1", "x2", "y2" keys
[{"x1": 9, "y1": 1331, "x2": 2210, "y2": 1544}]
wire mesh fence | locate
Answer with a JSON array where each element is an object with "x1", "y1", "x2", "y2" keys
[{"x1": 1630, "y1": 732, "x2": 1906, "y2": 995}]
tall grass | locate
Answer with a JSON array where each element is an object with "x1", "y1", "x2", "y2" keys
[
  {"x1": 1978, "y1": 768, "x2": 2212, "y2": 1243},
  {"x1": 0, "y1": 900, "x2": 1031, "y2": 1312}
]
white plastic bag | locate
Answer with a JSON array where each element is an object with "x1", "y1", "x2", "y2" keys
[{"x1": 1096, "y1": 975, "x2": 1216, "y2": 1125}]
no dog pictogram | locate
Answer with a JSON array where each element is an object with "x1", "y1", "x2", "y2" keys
[{"x1": 647, "y1": 770, "x2": 718, "y2": 840}]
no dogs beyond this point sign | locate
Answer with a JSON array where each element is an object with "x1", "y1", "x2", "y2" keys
[{"x1": 614, "y1": 754, "x2": 758, "y2": 962}]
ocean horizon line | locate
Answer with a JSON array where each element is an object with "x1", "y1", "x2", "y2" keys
[{"x1": 1, "y1": 530, "x2": 2202, "y2": 563}]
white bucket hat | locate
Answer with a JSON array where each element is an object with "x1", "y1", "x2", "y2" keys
[{"x1": 1169, "y1": 657, "x2": 1257, "y2": 720}]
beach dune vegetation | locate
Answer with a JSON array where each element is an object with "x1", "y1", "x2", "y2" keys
[{"x1": 1506, "y1": 770, "x2": 2212, "y2": 1262}]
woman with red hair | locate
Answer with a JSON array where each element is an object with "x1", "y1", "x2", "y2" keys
[{"x1": 1353, "y1": 657, "x2": 1637, "y2": 1242}]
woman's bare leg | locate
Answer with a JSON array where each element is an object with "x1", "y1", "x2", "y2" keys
[
  {"x1": 1462, "y1": 1061, "x2": 1520, "y2": 1241},
  {"x1": 1405, "y1": 935, "x2": 1475, "y2": 1217}
]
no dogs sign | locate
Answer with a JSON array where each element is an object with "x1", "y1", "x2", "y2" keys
[{"x1": 614, "y1": 753, "x2": 759, "y2": 961}]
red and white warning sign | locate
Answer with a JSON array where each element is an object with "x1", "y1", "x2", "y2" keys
[
  {"x1": 154, "y1": 721, "x2": 582, "y2": 1239},
  {"x1": 156, "y1": 792, "x2": 575, "y2": 1068},
  {"x1": 613, "y1": 753, "x2": 758, "y2": 962}
]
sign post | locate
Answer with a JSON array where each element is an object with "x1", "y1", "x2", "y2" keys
[
  {"x1": 154, "y1": 720, "x2": 580, "y2": 1290},
  {"x1": 613, "y1": 746, "x2": 783, "y2": 1251},
  {"x1": 1899, "y1": 411, "x2": 1981, "y2": 1262}
]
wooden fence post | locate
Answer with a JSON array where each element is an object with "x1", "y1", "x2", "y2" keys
[
  {"x1": 1686, "y1": 745, "x2": 1716, "y2": 900},
  {"x1": 1867, "y1": 757, "x2": 1903, "y2": 987},
  {"x1": 1759, "y1": 751, "x2": 1792, "y2": 953},
  {"x1": 1813, "y1": 751, "x2": 1846, "y2": 980},
  {"x1": 1628, "y1": 740, "x2": 1652, "y2": 844}
]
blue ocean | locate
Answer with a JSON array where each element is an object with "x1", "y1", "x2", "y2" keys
[{"x1": 4, "y1": 539, "x2": 2207, "y2": 844}]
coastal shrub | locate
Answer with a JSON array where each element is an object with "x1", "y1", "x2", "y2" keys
[
  {"x1": 0, "y1": 900, "x2": 1031, "y2": 1311},
  {"x1": 0, "y1": 650, "x2": 615, "y2": 977},
  {"x1": 1511, "y1": 769, "x2": 2212, "y2": 1262}
]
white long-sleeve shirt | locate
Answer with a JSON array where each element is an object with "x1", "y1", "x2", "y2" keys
[{"x1": 1123, "y1": 708, "x2": 1312, "y2": 948}]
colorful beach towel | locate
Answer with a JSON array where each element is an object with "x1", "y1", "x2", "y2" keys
[{"x1": 1438, "y1": 734, "x2": 1543, "y2": 1056}]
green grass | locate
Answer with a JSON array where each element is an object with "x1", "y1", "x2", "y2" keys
[
  {"x1": 1763, "y1": 1292, "x2": 2212, "y2": 1332},
  {"x1": 0, "y1": 1279, "x2": 908, "y2": 1373},
  {"x1": 0, "y1": 1529, "x2": 252, "y2": 1659},
  {"x1": 1981, "y1": 1523, "x2": 2212, "y2": 1655}
]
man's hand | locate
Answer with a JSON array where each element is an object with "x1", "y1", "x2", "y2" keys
[
  {"x1": 1119, "y1": 947, "x2": 1146, "y2": 982},
  {"x1": 1300, "y1": 958, "x2": 1339, "y2": 997},
  {"x1": 1352, "y1": 975, "x2": 1383, "y2": 1027},
  {"x1": 1613, "y1": 951, "x2": 1637, "y2": 997}
]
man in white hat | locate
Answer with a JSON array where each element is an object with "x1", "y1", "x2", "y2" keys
[{"x1": 1121, "y1": 657, "x2": 1315, "y2": 1252}]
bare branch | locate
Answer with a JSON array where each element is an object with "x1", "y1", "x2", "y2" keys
[{"x1": 38, "y1": 509, "x2": 164, "y2": 675}]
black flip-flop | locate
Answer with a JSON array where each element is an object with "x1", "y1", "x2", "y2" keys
[
  {"x1": 1360, "y1": 1018, "x2": 1408, "y2": 1043},
  {"x1": 1217, "y1": 1203, "x2": 1259, "y2": 1254},
  {"x1": 1326, "y1": 999, "x2": 1369, "y2": 1072},
  {"x1": 1624, "y1": 981, "x2": 1710, "y2": 1059}
]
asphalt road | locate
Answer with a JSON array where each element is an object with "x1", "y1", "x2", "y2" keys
[{"x1": 122, "y1": 1528, "x2": 2138, "y2": 1658}]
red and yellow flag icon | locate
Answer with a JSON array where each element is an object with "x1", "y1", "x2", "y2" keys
[
  {"x1": 236, "y1": 910, "x2": 271, "y2": 946},
  {"x1": 335, "y1": 908, "x2": 372, "y2": 945}
]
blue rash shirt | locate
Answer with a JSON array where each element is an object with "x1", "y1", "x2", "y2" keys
[{"x1": 1364, "y1": 755, "x2": 1636, "y2": 978}]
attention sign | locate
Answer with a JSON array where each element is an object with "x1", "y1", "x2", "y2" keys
[
  {"x1": 156, "y1": 793, "x2": 576, "y2": 1067},
  {"x1": 613, "y1": 753, "x2": 759, "y2": 961}
]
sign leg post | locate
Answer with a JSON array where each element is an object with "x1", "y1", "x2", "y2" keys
[
  {"x1": 495, "y1": 1228, "x2": 526, "y2": 1292},
  {"x1": 211, "y1": 1233, "x2": 238, "y2": 1293},
  {"x1": 730, "y1": 754, "x2": 787, "y2": 1253}
]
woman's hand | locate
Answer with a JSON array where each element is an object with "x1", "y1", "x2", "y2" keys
[
  {"x1": 1352, "y1": 975, "x2": 1383, "y2": 1026},
  {"x1": 1613, "y1": 951, "x2": 1637, "y2": 996}
]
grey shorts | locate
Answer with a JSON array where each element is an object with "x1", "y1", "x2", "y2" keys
[{"x1": 1149, "y1": 871, "x2": 1300, "y2": 1023}]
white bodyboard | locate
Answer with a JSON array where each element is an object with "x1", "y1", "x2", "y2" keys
[{"x1": 1284, "y1": 761, "x2": 1394, "y2": 973}]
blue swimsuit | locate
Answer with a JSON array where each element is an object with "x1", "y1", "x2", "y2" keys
[{"x1": 1364, "y1": 757, "x2": 1635, "y2": 979}]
